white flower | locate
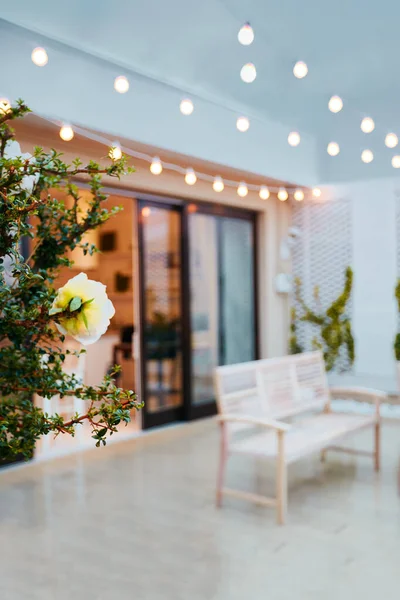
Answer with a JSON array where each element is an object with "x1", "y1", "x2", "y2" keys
[
  {"x1": 50, "y1": 273, "x2": 115, "y2": 345},
  {"x1": 3, "y1": 140, "x2": 39, "y2": 193}
]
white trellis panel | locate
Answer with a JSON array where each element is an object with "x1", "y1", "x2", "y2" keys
[{"x1": 292, "y1": 199, "x2": 353, "y2": 372}]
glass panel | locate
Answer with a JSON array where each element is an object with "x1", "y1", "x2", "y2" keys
[
  {"x1": 142, "y1": 206, "x2": 182, "y2": 413},
  {"x1": 189, "y1": 213, "x2": 255, "y2": 406},
  {"x1": 189, "y1": 214, "x2": 219, "y2": 406},
  {"x1": 220, "y1": 217, "x2": 255, "y2": 365}
]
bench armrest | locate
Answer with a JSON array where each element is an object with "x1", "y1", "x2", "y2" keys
[
  {"x1": 217, "y1": 414, "x2": 291, "y2": 433},
  {"x1": 329, "y1": 386, "x2": 388, "y2": 401}
]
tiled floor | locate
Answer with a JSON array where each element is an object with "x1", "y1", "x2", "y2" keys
[{"x1": 0, "y1": 419, "x2": 399, "y2": 600}]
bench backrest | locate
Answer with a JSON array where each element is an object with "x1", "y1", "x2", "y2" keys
[{"x1": 215, "y1": 351, "x2": 329, "y2": 423}]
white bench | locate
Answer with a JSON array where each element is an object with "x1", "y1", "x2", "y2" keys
[{"x1": 214, "y1": 351, "x2": 387, "y2": 524}]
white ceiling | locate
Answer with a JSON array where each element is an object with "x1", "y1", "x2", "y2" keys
[{"x1": 1, "y1": 0, "x2": 400, "y2": 183}]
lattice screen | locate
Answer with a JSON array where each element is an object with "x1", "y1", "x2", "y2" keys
[{"x1": 291, "y1": 198, "x2": 353, "y2": 372}]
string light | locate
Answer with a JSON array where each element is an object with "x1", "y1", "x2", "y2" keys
[
  {"x1": 328, "y1": 95, "x2": 343, "y2": 113},
  {"x1": 180, "y1": 99, "x2": 194, "y2": 115},
  {"x1": 238, "y1": 22, "x2": 254, "y2": 45},
  {"x1": 277, "y1": 188, "x2": 288, "y2": 202},
  {"x1": 0, "y1": 97, "x2": 11, "y2": 115},
  {"x1": 312, "y1": 188, "x2": 322, "y2": 198},
  {"x1": 361, "y1": 117, "x2": 375, "y2": 133},
  {"x1": 142, "y1": 207, "x2": 151, "y2": 218},
  {"x1": 150, "y1": 157, "x2": 163, "y2": 175},
  {"x1": 288, "y1": 131, "x2": 301, "y2": 147},
  {"x1": 109, "y1": 143, "x2": 122, "y2": 161},
  {"x1": 59, "y1": 125, "x2": 74, "y2": 141},
  {"x1": 114, "y1": 76, "x2": 129, "y2": 94},
  {"x1": 236, "y1": 116, "x2": 250, "y2": 132},
  {"x1": 294, "y1": 189, "x2": 304, "y2": 202},
  {"x1": 385, "y1": 133, "x2": 398, "y2": 148},
  {"x1": 327, "y1": 142, "x2": 340, "y2": 156},
  {"x1": 361, "y1": 149, "x2": 374, "y2": 164},
  {"x1": 293, "y1": 61, "x2": 308, "y2": 79},
  {"x1": 185, "y1": 168, "x2": 197, "y2": 185},
  {"x1": 31, "y1": 47, "x2": 48, "y2": 67},
  {"x1": 237, "y1": 182, "x2": 248, "y2": 197},
  {"x1": 392, "y1": 156, "x2": 400, "y2": 169},
  {"x1": 259, "y1": 186, "x2": 270, "y2": 200},
  {"x1": 213, "y1": 176, "x2": 224, "y2": 192},
  {"x1": 240, "y1": 63, "x2": 257, "y2": 83}
]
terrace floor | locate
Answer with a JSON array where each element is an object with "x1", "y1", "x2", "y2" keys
[{"x1": 0, "y1": 418, "x2": 399, "y2": 600}]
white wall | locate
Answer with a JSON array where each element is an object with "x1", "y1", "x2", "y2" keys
[{"x1": 325, "y1": 179, "x2": 399, "y2": 379}]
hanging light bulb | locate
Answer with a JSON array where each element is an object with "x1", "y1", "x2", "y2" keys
[
  {"x1": 31, "y1": 47, "x2": 48, "y2": 67},
  {"x1": 328, "y1": 95, "x2": 343, "y2": 113},
  {"x1": 213, "y1": 176, "x2": 224, "y2": 192},
  {"x1": 185, "y1": 168, "x2": 197, "y2": 185},
  {"x1": 277, "y1": 188, "x2": 288, "y2": 201},
  {"x1": 236, "y1": 116, "x2": 250, "y2": 132},
  {"x1": 142, "y1": 207, "x2": 151, "y2": 218},
  {"x1": 240, "y1": 63, "x2": 257, "y2": 83},
  {"x1": 288, "y1": 131, "x2": 301, "y2": 147},
  {"x1": 259, "y1": 186, "x2": 270, "y2": 200},
  {"x1": 361, "y1": 149, "x2": 374, "y2": 164},
  {"x1": 361, "y1": 117, "x2": 375, "y2": 133},
  {"x1": 150, "y1": 157, "x2": 163, "y2": 175},
  {"x1": 59, "y1": 124, "x2": 74, "y2": 141},
  {"x1": 114, "y1": 76, "x2": 129, "y2": 93},
  {"x1": 312, "y1": 187, "x2": 322, "y2": 198},
  {"x1": 385, "y1": 133, "x2": 398, "y2": 148},
  {"x1": 293, "y1": 61, "x2": 308, "y2": 79},
  {"x1": 392, "y1": 155, "x2": 400, "y2": 169},
  {"x1": 180, "y1": 99, "x2": 194, "y2": 115},
  {"x1": 327, "y1": 142, "x2": 340, "y2": 156},
  {"x1": 294, "y1": 189, "x2": 305, "y2": 202},
  {"x1": 0, "y1": 97, "x2": 11, "y2": 115},
  {"x1": 238, "y1": 22, "x2": 254, "y2": 45},
  {"x1": 109, "y1": 143, "x2": 122, "y2": 161},
  {"x1": 237, "y1": 182, "x2": 248, "y2": 197}
]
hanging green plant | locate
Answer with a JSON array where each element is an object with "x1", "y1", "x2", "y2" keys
[{"x1": 292, "y1": 266, "x2": 355, "y2": 371}]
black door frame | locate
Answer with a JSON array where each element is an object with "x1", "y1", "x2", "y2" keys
[{"x1": 136, "y1": 193, "x2": 259, "y2": 428}]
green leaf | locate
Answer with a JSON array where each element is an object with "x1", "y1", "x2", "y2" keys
[
  {"x1": 81, "y1": 311, "x2": 89, "y2": 331},
  {"x1": 82, "y1": 298, "x2": 94, "y2": 306},
  {"x1": 69, "y1": 296, "x2": 82, "y2": 312},
  {"x1": 49, "y1": 306, "x2": 64, "y2": 316}
]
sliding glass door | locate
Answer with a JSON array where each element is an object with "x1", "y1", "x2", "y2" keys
[
  {"x1": 188, "y1": 208, "x2": 257, "y2": 417},
  {"x1": 138, "y1": 198, "x2": 258, "y2": 427}
]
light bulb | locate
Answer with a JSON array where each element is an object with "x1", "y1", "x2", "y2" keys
[
  {"x1": 312, "y1": 187, "x2": 322, "y2": 198},
  {"x1": 288, "y1": 131, "x2": 301, "y2": 147},
  {"x1": 150, "y1": 157, "x2": 162, "y2": 175},
  {"x1": 240, "y1": 63, "x2": 257, "y2": 83},
  {"x1": 142, "y1": 207, "x2": 151, "y2": 218},
  {"x1": 109, "y1": 143, "x2": 122, "y2": 161},
  {"x1": 259, "y1": 186, "x2": 270, "y2": 200},
  {"x1": 237, "y1": 182, "x2": 248, "y2": 197},
  {"x1": 328, "y1": 95, "x2": 343, "y2": 113},
  {"x1": 327, "y1": 142, "x2": 340, "y2": 156},
  {"x1": 385, "y1": 133, "x2": 398, "y2": 148},
  {"x1": 185, "y1": 168, "x2": 197, "y2": 185},
  {"x1": 213, "y1": 176, "x2": 224, "y2": 192},
  {"x1": 114, "y1": 76, "x2": 129, "y2": 93},
  {"x1": 392, "y1": 155, "x2": 400, "y2": 169},
  {"x1": 238, "y1": 22, "x2": 254, "y2": 45},
  {"x1": 31, "y1": 47, "x2": 48, "y2": 67},
  {"x1": 361, "y1": 117, "x2": 375, "y2": 133},
  {"x1": 180, "y1": 99, "x2": 194, "y2": 115},
  {"x1": 59, "y1": 125, "x2": 74, "y2": 141},
  {"x1": 293, "y1": 61, "x2": 308, "y2": 79},
  {"x1": 277, "y1": 188, "x2": 288, "y2": 201},
  {"x1": 294, "y1": 189, "x2": 304, "y2": 202},
  {"x1": 361, "y1": 149, "x2": 373, "y2": 164},
  {"x1": 236, "y1": 116, "x2": 250, "y2": 132},
  {"x1": 0, "y1": 97, "x2": 11, "y2": 114}
]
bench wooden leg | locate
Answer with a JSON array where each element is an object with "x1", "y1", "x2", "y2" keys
[
  {"x1": 374, "y1": 421, "x2": 381, "y2": 472},
  {"x1": 216, "y1": 422, "x2": 228, "y2": 507},
  {"x1": 276, "y1": 431, "x2": 287, "y2": 525}
]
